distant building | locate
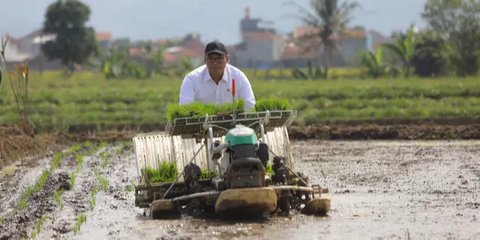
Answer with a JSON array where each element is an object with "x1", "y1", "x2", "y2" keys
[
  {"x1": 231, "y1": 7, "x2": 286, "y2": 68},
  {"x1": 282, "y1": 26, "x2": 370, "y2": 67},
  {"x1": 96, "y1": 32, "x2": 113, "y2": 50},
  {"x1": 2, "y1": 29, "x2": 60, "y2": 70},
  {"x1": 161, "y1": 33, "x2": 204, "y2": 67},
  {"x1": 230, "y1": 8, "x2": 383, "y2": 69},
  {"x1": 3, "y1": 29, "x2": 114, "y2": 71}
]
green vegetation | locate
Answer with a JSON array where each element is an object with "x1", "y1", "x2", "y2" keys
[
  {"x1": 255, "y1": 98, "x2": 291, "y2": 112},
  {"x1": 289, "y1": 0, "x2": 360, "y2": 76},
  {"x1": 18, "y1": 170, "x2": 50, "y2": 209},
  {"x1": 200, "y1": 170, "x2": 217, "y2": 180},
  {"x1": 50, "y1": 152, "x2": 64, "y2": 171},
  {"x1": 0, "y1": 71, "x2": 479, "y2": 130},
  {"x1": 166, "y1": 100, "x2": 245, "y2": 122},
  {"x1": 100, "y1": 152, "x2": 111, "y2": 168},
  {"x1": 53, "y1": 189, "x2": 65, "y2": 208},
  {"x1": 144, "y1": 162, "x2": 178, "y2": 183},
  {"x1": 31, "y1": 216, "x2": 48, "y2": 239},
  {"x1": 73, "y1": 214, "x2": 87, "y2": 235},
  {"x1": 88, "y1": 169, "x2": 109, "y2": 210},
  {"x1": 360, "y1": 47, "x2": 388, "y2": 79},
  {"x1": 265, "y1": 164, "x2": 274, "y2": 176},
  {"x1": 125, "y1": 184, "x2": 134, "y2": 192},
  {"x1": 42, "y1": 0, "x2": 98, "y2": 72}
]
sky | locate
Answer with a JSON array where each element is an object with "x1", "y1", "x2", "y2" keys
[{"x1": 0, "y1": 0, "x2": 427, "y2": 45}]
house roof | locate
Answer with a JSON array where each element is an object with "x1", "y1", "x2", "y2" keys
[
  {"x1": 164, "y1": 46, "x2": 203, "y2": 63},
  {"x1": 96, "y1": 32, "x2": 112, "y2": 41},
  {"x1": 293, "y1": 26, "x2": 366, "y2": 40}
]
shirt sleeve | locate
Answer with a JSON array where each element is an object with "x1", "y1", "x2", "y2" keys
[
  {"x1": 237, "y1": 72, "x2": 256, "y2": 111},
  {"x1": 179, "y1": 74, "x2": 195, "y2": 105}
]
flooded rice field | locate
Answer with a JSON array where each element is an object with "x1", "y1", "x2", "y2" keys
[{"x1": 1, "y1": 140, "x2": 479, "y2": 240}]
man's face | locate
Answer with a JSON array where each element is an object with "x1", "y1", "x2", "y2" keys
[{"x1": 205, "y1": 53, "x2": 228, "y2": 77}]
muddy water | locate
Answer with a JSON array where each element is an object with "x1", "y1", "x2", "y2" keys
[{"x1": 2, "y1": 140, "x2": 480, "y2": 239}]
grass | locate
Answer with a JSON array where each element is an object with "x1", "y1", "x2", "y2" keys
[
  {"x1": 144, "y1": 161, "x2": 178, "y2": 183},
  {"x1": 73, "y1": 214, "x2": 86, "y2": 235},
  {"x1": 0, "y1": 71, "x2": 479, "y2": 130}
]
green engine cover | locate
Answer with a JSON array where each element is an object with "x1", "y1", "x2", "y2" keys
[{"x1": 225, "y1": 125, "x2": 258, "y2": 146}]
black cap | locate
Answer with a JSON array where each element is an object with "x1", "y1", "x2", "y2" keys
[{"x1": 205, "y1": 41, "x2": 227, "y2": 56}]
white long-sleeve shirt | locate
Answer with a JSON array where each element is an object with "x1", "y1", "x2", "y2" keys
[{"x1": 179, "y1": 64, "x2": 256, "y2": 111}]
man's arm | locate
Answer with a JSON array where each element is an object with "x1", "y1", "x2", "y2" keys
[{"x1": 179, "y1": 74, "x2": 195, "y2": 105}]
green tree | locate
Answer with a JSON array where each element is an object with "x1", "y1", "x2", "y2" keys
[
  {"x1": 41, "y1": 0, "x2": 98, "y2": 72},
  {"x1": 411, "y1": 31, "x2": 450, "y2": 77},
  {"x1": 383, "y1": 25, "x2": 417, "y2": 78},
  {"x1": 360, "y1": 47, "x2": 388, "y2": 78},
  {"x1": 422, "y1": 0, "x2": 480, "y2": 76},
  {"x1": 291, "y1": 0, "x2": 360, "y2": 77}
]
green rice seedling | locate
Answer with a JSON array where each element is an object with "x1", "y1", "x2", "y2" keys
[
  {"x1": 200, "y1": 170, "x2": 217, "y2": 180},
  {"x1": 99, "y1": 141, "x2": 109, "y2": 148},
  {"x1": 75, "y1": 155, "x2": 84, "y2": 166},
  {"x1": 68, "y1": 144, "x2": 82, "y2": 154},
  {"x1": 88, "y1": 191, "x2": 96, "y2": 209},
  {"x1": 73, "y1": 214, "x2": 87, "y2": 235},
  {"x1": 255, "y1": 98, "x2": 292, "y2": 112},
  {"x1": 165, "y1": 103, "x2": 190, "y2": 121},
  {"x1": 184, "y1": 102, "x2": 215, "y2": 118},
  {"x1": 18, "y1": 198, "x2": 28, "y2": 210},
  {"x1": 125, "y1": 184, "x2": 134, "y2": 192},
  {"x1": 215, "y1": 99, "x2": 245, "y2": 115},
  {"x1": 50, "y1": 152, "x2": 64, "y2": 171},
  {"x1": 265, "y1": 164, "x2": 273, "y2": 176},
  {"x1": 18, "y1": 170, "x2": 51, "y2": 209},
  {"x1": 94, "y1": 169, "x2": 109, "y2": 191},
  {"x1": 100, "y1": 152, "x2": 111, "y2": 168},
  {"x1": 83, "y1": 140, "x2": 93, "y2": 148},
  {"x1": 53, "y1": 189, "x2": 65, "y2": 208},
  {"x1": 69, "y1": 172, "x2": 77, "y2": 189},
  {"x1": 31, "y1": 216, "x2": 48, "y2": 239},
  {"x1": 144, "y1": 161, "x2": 178, "y2": 183}
]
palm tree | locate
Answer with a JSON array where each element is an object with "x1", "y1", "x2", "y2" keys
[
  {"x1": 290, "y1": 0, "x2": 360, "y2": 77},
  {"x1": 383, "y1": 25, "x2": 417, "y2": 77}
]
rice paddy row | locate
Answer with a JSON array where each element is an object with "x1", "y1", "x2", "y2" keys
[{"x1": 0, "y1": 71, "x2": 479, "y2": 131}]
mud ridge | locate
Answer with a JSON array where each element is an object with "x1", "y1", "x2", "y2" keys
[{"x1": 0, "y1": 173, "x2": 70, "y2": 240}]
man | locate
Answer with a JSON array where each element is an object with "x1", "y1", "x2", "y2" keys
[{"x1": 179, "y1": 40, "x2": 255, "y2": 111}]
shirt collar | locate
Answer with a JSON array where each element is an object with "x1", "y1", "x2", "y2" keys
[{"x1": 203, "y1": 65, "x2": 229, "y2": 83}]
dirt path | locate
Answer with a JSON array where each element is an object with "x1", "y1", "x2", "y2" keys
[{"x1": 1, "y1": 140, "x2": 479, "y2": 239}]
